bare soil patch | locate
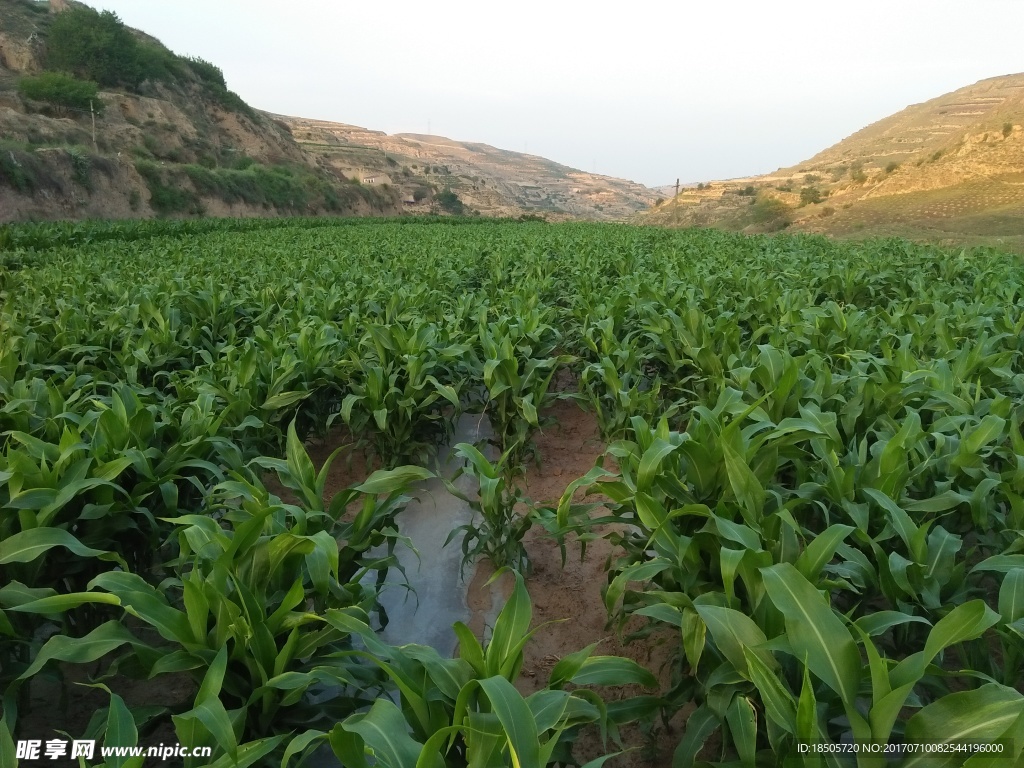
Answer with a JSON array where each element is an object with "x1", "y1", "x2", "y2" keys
[{"x1": 468, "y1": 400, "x2": 684, "y2": 767}]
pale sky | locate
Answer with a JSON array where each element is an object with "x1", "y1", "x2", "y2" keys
[{"x1": 89, "y1": 0, "x2": 1024, "y2": 188}]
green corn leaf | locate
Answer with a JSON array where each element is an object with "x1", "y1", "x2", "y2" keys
[
  {"x1": 548, "y1": 641, "x2": 600, "y2": 687},
  {"x1": 672, "y1": 703, "x2": 719, "y2": 768},
  {"x1": 760, "y1": 564, "x2": 862, "y2": 715},
  {"x1": 454, "y1": 621, "x2": 486, "y2": 676},
  {"x1": 854, "y1": 610, "x2": 931, "y2": 636},
  {"x1": 998, "y1": 569, "x2": 1024, "y2": 624},
  {"x1": 280, "y1": 730, "x2": 327, "y2": 768},
  {"x1": 682, "y1": 607, "x2": 706, "y2": 671},
  {"x1": 200, "y1": 737, "x2": 285, "y2": 768},
  {"x1": 891, "y1": 600, "x2": 1001, "y2": 689},
  {"x1": 174, "y1": 651, "x2": 237, "y2": 762},
  {"x1": 795, "y1": 662, "x2": 818, "y2": 746},
  {"x1": 636, "y1": 437, "x2": 679, "y2": 493},
  {"x1": 478, "y1": 676, "x2": 542, "y2": 768},
  {"x1": 8, "y1": 591, "x2": 121, "y2": 615},
  {"x1": 261, "y1": 390, "x2": 311, "y2": 410},
  {"x1": 727, "y1": 695, "x2": 758, "y2": 767},
  {"x1": 89, "y1": 571, "x2": 194, "y2": 645},
  {"x1": 566, "y1": 656, "x2": 658, "y2": 688},
  {"x1": 605, "y1": 559, "x2": 670, "y2": 617},
  {"x1": 19, "y1": 620, "x2": 148, "y2": 679},
  {"x1": 903, "y1": 684, "x2": 1024, "y2": 768},
  {"x1": 342, "y1": 698, "x2": 424, "y2": 768},
  {"x1": 694, "y1": 604, "x2": 773, "y2": 679},
  {"x1": 722, "y1": 438, "x2": 765, "y2": 525},
  {"x1": 525, "y1": 689, "x2": 572, "y2": 734},
  {"x1": 974, "y1": 555, "x2": 1024, "y2": 573},
  {"x1": 103, "y1": 692, "x2": 139, "y2": 768},
  {"x1": 963, "y1": 414, "x2": 1006, "y2": 454},
  {"x1": 0, "y1": 720, "x2": 14, "y2": 768},
  {"x1": 355, "y1": 465, "x2": 433, "y2": 494},
  {"x1": 796, "y1": 524, "x2": 855, "y2": 581},
  {"x1": 0, "y1": 527, "x2": 122, "y2": 566},
  {"x1": 486, "y1": 569, "x2": 533, "y2": 679},
  {"x1": 742, "y1": 646, "x2": 796, "y2": 735}
]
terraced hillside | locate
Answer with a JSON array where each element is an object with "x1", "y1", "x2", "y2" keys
[
  {"x1": 276, "y1": 114, "x2": 659, "y2": 221},
  {"x1": 645, "y1": 74, "x2": 1024, "y2": 250}
]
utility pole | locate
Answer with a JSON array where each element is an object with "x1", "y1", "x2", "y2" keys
[
  {"x1": 90, "y1": 99, "x2": 97, "y2": 152},
  {"x1": 675, "y1": 178, "x2": 680, "y2": 198}
]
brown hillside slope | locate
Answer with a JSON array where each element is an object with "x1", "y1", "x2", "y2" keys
[
  {"x1": 645, "y1": 74, "x2": 1024, "y2": 251},
  {"x1": 275, "y1": 115, "x2": 659, "y2": 221},
  {"x1": 0, "y1": 0, "x2": 402, "y2": 221},
  {"x1": 1, "y1": 0, "x2": 656, "y2": 223}
]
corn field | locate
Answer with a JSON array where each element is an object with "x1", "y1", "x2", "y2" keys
[{"x1": 1, "y1": 217, "x2": 1023, "y2": 767}]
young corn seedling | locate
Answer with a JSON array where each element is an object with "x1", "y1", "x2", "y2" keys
[
  {"x1": 468, "y1": 305, "x2": 575, "y2": 472},
  {"x1": 443, "y1": 442, "x2": 536, "y2": 576},
  {"x1": 337, "y1": 318, "x2": 464, "y2": 467},
  {"x1": 319, "y1": 570, "x2": 658, "y2": 768}
]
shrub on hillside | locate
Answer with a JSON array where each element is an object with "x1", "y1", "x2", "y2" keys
[
  {"x1": 850, "y1": 162, "x2": 867, "y2": 183},
  {"x1": 799, "y1": 186, "x2": 823, "y2": 206},
  {"x1": 1004, "y1": 122, "x2": 1014, "y2": 138},
  {"x1": 885, "y1": 161, "x2": 899, "y2": 174},
  {"x1": 183, "y1": 57, "x2": 226, "y2": 89},
  {"x1": 46, "y1": 6, "x2": 191, "y2": 91},
  {"x1": 436, "y1": 187, "x2": 464, "y2": 214},
  {"x1": 751, "y1": 193, "x2": 791, "y2": 230},
  {"x1": 46, "y1": 7, "x2": 144, "y2": 88},
  {"x1": 18, "y1": 72, "x2": 100, "y2": 116}
]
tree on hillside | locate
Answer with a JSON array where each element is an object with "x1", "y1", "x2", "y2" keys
[
  {"x1": 799, "y1": 186, "x2": 823, "y2": 206},
  {"x1": 46, "y1": 7, "x2": 143, "y2": 87},
  {"x1": 436, "y1": 187, "x2": 464, "y2": 215},
  {"x1": 18, "y1": 72, "x2": 100, "y2": 116},
  {"x1": 751, "y1": 193, "x2": 791, "y2": 231}
]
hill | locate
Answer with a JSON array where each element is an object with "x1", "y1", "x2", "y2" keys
[
  {"x1": 0, "y1": 0, "x2": 408, "y2": 220},
  {"x1": 644, "y1": 74, "x2": 1024, "y2": 251},
  {"x1": 0, "y1": 0, "x2": 657, "y2": 223},
  {"x1": 276, "y1": 115, "x2": 659, "y2": 220}
]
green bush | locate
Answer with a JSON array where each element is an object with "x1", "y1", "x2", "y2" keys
[
  {"x1": 45, "y1": 6, "x2": 188, "y2": 90},
  {"x1": 0, "y1": 147, "x2": 37, "y2": 193},
  {"x1": 799, "y1": 186, "x2": 823, "y2": 206},
  {"x1": 46, "y1": 7, "x2": 143, "y2": 88},
  {"x1": 885, "y1": 161, "x2": 900, "y2": 174},
  {"x1": 65, "y1": 146, "x2": 92, "y2": 189},
  {"x1": 135, "y1": 160, "x2": 202, "y2": 215},
  {"x1": 436, "y1": 187, "x2": 464, "y2": 214},
  {"x1": 18, "y1": 72, "x2": 100, "y2": 115},
  {"x1": 850, "y1": 161, "x2": 867, "y2": 183},
  {"x1": 751, "y1": 193, "x2": 791, "y2": 230},
  {"x1": 1004, "y1": 122, "x2": 1013, "y2": 138},
  {"x1": 183, "y1": 56, "x2": 226, "y2": 88}
]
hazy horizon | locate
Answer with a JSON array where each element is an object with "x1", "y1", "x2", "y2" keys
[{"x1": 87, "y1": 0, "x2": 1024, "y2": 188}]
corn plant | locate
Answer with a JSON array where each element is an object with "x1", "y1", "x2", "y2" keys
[
  {"x1": 443, "y1": 442, "x2": 535, "y2": 575},
  {"x1": 338, "y1": 318, "x2": 464, "y2": 467},
  {"x1": 468, "y1": 303, "x2": 575, "y2": 472},
  {"x1": 321, "y1": 570, "x2": 658, "y2": 768}
]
